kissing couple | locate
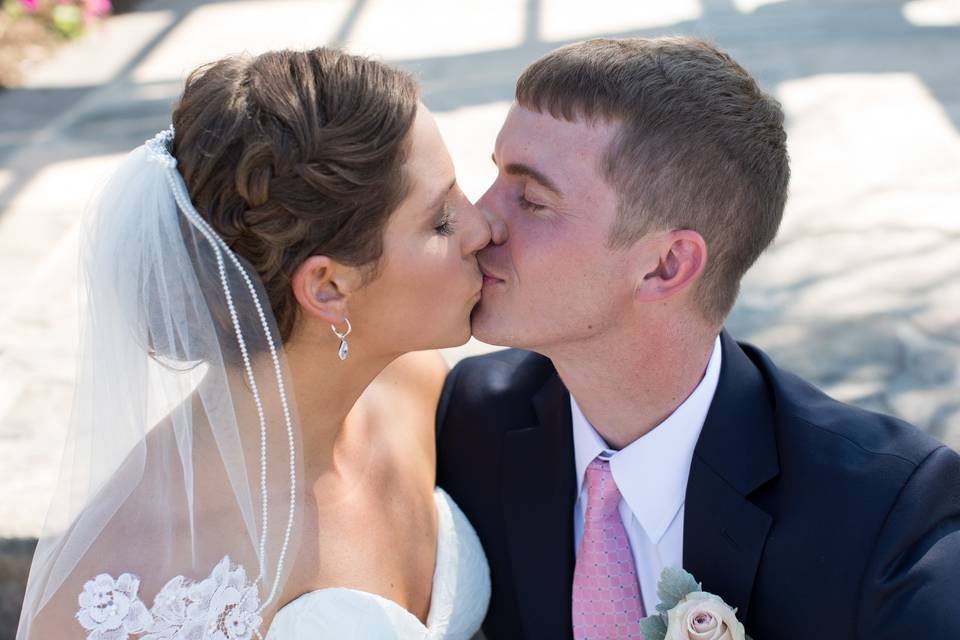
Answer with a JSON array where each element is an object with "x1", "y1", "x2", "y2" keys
[{"x1": 17, "y1": 37, "x2": 960, "y2": 640}]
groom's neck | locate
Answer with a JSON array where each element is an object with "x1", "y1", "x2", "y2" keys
[{"x1": 547, "y1": 321, "x2": 718, "y2": 450}]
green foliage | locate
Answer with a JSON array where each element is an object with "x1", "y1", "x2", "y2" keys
[
  {"x1": 639, "y1": 613, "x2": 668, "y2": 640},
  {"x1": 640, "y1": 567, "x2": 703, "y2": 639},
  {"x1": 2, "y1": 0, "x2": 110, "y2": 39},
  {"x1": 2, "y1": 0, "x2": 27, "y2": 18},
  {"x1": 51, "y1": 3, "x2": 83, "y2": 37},
  {"x1": 655, "y1": 566, "x2": 702, "y2": 615}
]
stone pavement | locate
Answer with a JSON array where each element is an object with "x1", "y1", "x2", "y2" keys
[{"x1": 0, "y1": 0, "x2": 958, "y2": 632}]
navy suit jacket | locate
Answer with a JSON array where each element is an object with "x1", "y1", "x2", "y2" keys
[{"x1": 436, "y1": 331, "x2": 960, "y2": 639}]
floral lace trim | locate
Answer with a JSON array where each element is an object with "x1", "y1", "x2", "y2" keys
[{"x1": 76, "y1": 556, "x2": 262, "y2": 640}]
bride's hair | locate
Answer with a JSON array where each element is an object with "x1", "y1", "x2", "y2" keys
[{"x1": 170, "y1": 47, "x2": 420, "y2": 342}]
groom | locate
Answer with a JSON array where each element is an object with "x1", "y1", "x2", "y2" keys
[{"x1": 436, "y1": 37, "x2": 960, "y2": 639}]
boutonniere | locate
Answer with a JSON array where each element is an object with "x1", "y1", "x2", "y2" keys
[{"x1": 639, "y1": 567, "x2": 752, "y2": 640}]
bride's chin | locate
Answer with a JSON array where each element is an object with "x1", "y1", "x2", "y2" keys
[{"x1": 430, "y1": 322, "x2": 472, "y2": 351}]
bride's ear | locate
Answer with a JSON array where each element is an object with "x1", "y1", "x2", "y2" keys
[{"x1": 291, "y1": 255, "x2": 359, "y2": 324}]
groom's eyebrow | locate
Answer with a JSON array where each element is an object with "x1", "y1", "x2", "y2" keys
[{"x1": 492, "y1": 153, "x2": 564, "y2": 198}]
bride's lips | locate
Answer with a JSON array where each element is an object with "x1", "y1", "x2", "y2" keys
[{"x1": 478, "y1": 263, "x2": 504, "y2": 287}]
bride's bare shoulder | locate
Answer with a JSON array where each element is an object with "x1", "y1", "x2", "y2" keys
[
  {"x1": 369, "y1": 351, "x2": 449, "y2": 407},
  {"x1": 358, "y1": 351, "x2": 449, "y2": 464}
]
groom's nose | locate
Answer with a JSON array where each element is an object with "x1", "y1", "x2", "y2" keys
[
  {"x1": 481, "y1": 208, "x2": 508, "y2": 245},
  {"x1": 477, "y1": 191, "x2": 508, "y2": 245}
]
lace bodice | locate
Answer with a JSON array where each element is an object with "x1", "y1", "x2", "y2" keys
[
  {"x1": 265, "y1": 488, "x2": 490, "y2": 639},
  {"x1": 73, "y1": 489, "x2": 489, "y2": 640}
]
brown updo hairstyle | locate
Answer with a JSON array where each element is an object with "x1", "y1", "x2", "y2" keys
[{"x1": 170, "y1": 47, "x2": 420, "y2": 343}]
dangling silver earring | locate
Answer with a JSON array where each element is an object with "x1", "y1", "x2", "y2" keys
[{"x1": 331, "y1": 318, "x2": 352, "y2": 361}]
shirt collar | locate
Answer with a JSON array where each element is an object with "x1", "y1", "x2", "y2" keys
[{"x1": 571, "y1": 335, "x2": 723, "y2": 543}]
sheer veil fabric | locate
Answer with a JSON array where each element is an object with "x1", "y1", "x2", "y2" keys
[{"x1": 17, "y1": 128, "x2": 305, "y2": 640}]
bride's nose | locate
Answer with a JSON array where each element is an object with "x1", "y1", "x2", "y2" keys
[{"x1": 461, "y1": 201, "x2": 492, "y2": 256}]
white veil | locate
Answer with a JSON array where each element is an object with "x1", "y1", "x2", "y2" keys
[{"x1": 17, "y1": 128, "x2": 304, "y2": 640}]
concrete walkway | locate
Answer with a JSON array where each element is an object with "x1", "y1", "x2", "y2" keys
[{"x1": 0, "y1": 0, "x2": 958, "y2": 591}]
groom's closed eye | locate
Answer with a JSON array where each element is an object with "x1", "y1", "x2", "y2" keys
[{"x1": 516, "y1": 193, "x2": 545, "y2": 212}]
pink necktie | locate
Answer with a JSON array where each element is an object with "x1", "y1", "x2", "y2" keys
[{"x1": 572, "y1": 457, "x2": 645, "y2": 640}]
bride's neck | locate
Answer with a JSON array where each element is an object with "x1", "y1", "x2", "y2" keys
[{"x1": 282, "y1": 333, "x2": 396, "y2": 476}]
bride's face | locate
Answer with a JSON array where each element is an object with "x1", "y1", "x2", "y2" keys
[{"x1": 346, "y1": 106, "x2": 490, "y2": 354}]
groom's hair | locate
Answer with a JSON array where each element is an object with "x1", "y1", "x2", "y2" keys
[{"x1": 516, "y1": 37, "x2": 789, "y2": 325}]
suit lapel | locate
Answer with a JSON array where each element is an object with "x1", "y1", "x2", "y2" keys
[
  {"x1": 683, "y1": 330, "x2": 779, "y2": 623},
  {"x1": 502, "y1": 372, "x2": 577, "y2": 640},
  {"x1": 499, "y1": 332, "x2": 777, "y2": 635}
]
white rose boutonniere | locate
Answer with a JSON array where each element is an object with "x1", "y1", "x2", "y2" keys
[{"x1": 639, "y1": 567, "x2": 752, "y2": 640}]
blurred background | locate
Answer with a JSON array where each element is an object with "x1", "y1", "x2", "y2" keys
[{"x1": 0, "y1": 0, "x2": 958, "y2": 636}]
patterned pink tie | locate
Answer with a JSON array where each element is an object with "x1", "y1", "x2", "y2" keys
[{"x1": 572, "y1": 457, "x2": 645, "y2": 640}]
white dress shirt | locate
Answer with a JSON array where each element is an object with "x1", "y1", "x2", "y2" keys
[{"x1": 571, "y1": 335, "x2": 722, "y2": 614}]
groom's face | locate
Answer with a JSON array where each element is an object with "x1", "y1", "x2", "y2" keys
[{"x1": 471, "y1": 105, "x2": 639, "y2": 351}]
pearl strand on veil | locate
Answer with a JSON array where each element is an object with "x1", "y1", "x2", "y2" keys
[{"x1": 146, "y1": 128, "x2": 297, "y2": 615}]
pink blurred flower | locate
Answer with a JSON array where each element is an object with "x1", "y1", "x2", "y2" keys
[
  {"x1": 19, "y1": 0, "x2": 40, "y2": 13},
  {"x1": 84, "y1": 0, "x2": 111, "y2": 17}
]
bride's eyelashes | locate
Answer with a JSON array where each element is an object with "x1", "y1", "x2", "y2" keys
[{"x1": 434, "y1": 201, "x2": 457, "y2": 236}]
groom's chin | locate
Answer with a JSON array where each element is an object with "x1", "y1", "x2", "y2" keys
[{"x1": 469, "y1": 302, "x2": 521, "y2": 349}]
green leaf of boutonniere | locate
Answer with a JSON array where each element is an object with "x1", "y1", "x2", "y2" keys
[
  {"x1": 639, "y1": 612, "x2": 668, "y2": 640},
  {"x1": 655, "y1": 566, "x2": 702, "y2": 614}
]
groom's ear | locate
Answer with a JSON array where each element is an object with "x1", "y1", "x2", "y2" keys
[
  {"x1": 634, "y1": 229, "x2": 708, "y2": 302},
  {"x1": 291, "y1": 255, "x2": 359, "y2": 324}
]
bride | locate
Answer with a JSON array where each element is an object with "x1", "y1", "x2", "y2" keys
[{"x1": 17, "y1": 47, "x2": 491, "y2": 639}]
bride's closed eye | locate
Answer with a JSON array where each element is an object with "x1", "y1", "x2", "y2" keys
[{"x1": 434, "y1": 201, "x2": 457, "y2": 236}]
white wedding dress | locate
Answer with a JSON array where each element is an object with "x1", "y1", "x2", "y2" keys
[
  {"x1": 266, "y1": 488, "x2": 491, "y2": 639},
  {"x1": 70, "y1": 489, "x2": 488, "y2": 640}
]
